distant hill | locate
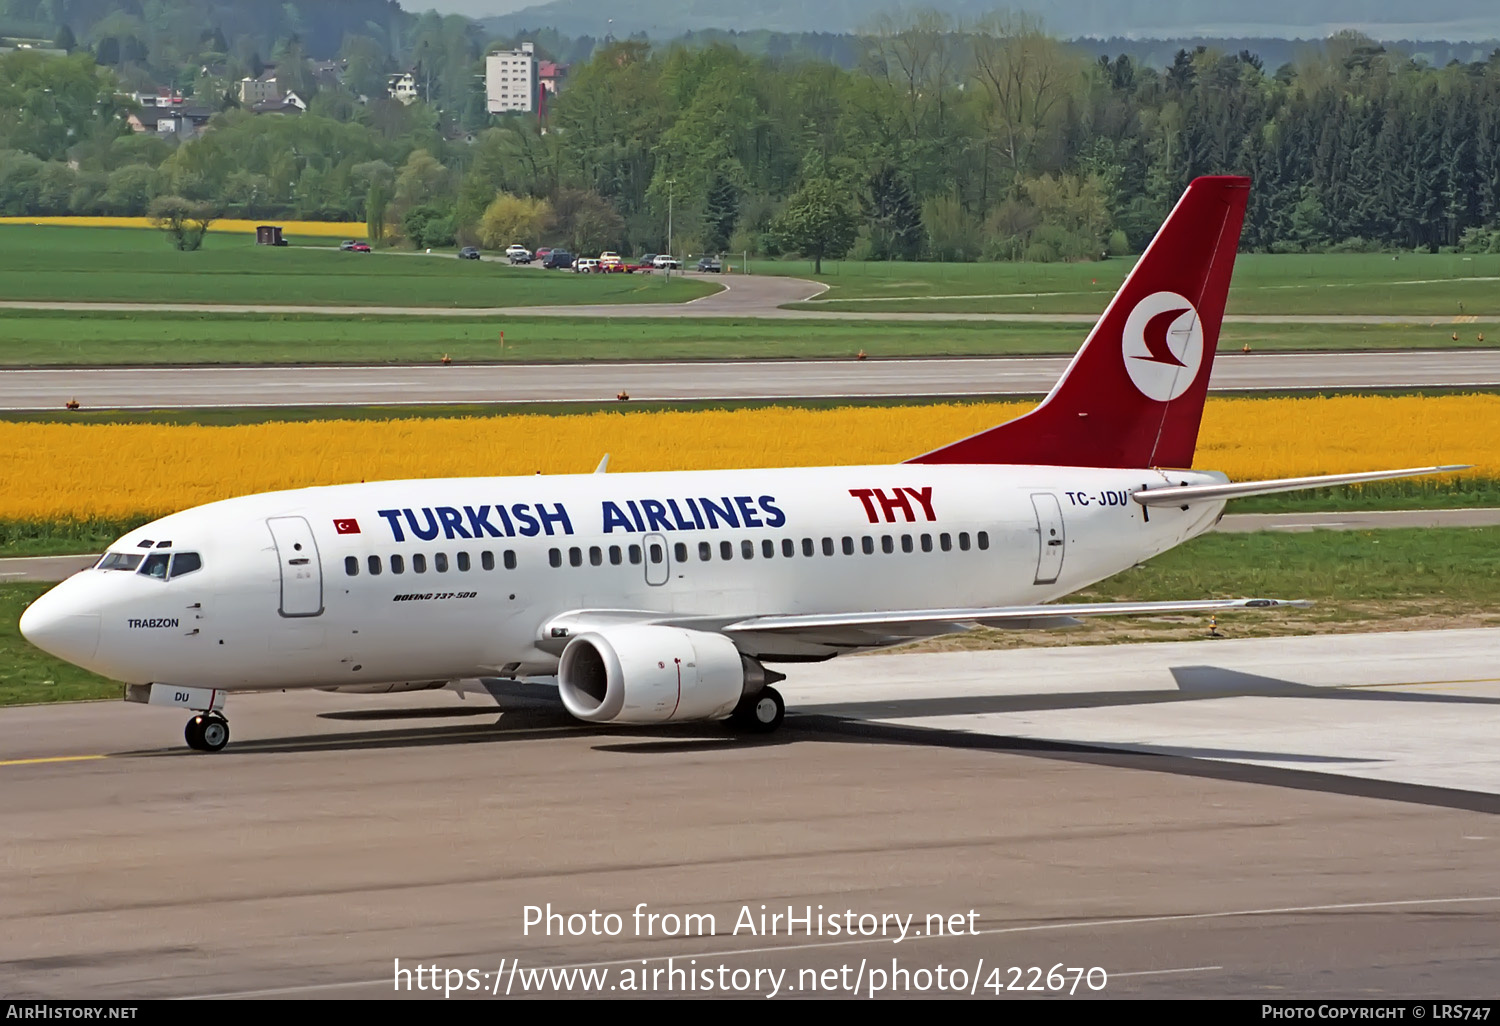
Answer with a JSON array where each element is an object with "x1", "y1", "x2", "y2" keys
[{"x1": 481, "y1": 0, "x2": 1500, "y2": 41}]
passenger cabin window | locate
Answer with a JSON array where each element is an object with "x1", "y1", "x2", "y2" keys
[
  {"x1": 434, "y1": 552, "x2": 449, "y2": 572},
  {"x1": 921, "y1": 534, "x2": 933, "y2": 552},
  {"x1": 457, "y1": 552, "x2": 471, "y2": 572},
  {"x1": 881, "y1": 535, "x2": 894, "y2": 554},
  {"x1": 548, "y1": 548, "x2": 562, "y2": 568},
  {"x1": 959, "y1": 532, "x2": 971, "y2": 551},
  {"x1": 345, "y1": 556, "x2": 359, "y2": 577},
  {"x1": 901, "y1": 535, "x2": 914, "y2": 553},
  {"x1": 649, "y1": 542, "x2": 664, "y2": 564},
  {"x1": 368, "y1": 555, "x2": 382, "y2": 575},
  {"x1": 699, "y1": 541, "x2": 712, "y2": 561},
  {"x1": 782, "y1": 539, "x2": 795, "y2": 557},
  {"x1": 590, "y1": 546, "x2": 604, "y2": 567},
  {"x1": 610, "y1": 546, "x2": 623, "y2": 566},
  {"x1": 569, "y1": 547, "x2": 583, "y2": 567},
  {"x1": 720, "y1": 541, "x2": 733, "y2": 560},
  {"x1": 978, "y1": 531, "x2": 990, "y2": 550},
  {"x1": 673, "y1": 543, "x2": 687, "y2": 563},
  {"x1": 841, "y1": 537, "x2": 854, "y2": 555},
  {"x1": 413, "y1": 553, "x2": 427, "y2": 573},
  {"x1": 628, "y1": 545, "x2": 642, "y2": 565},
  {"x1": 822, "y1": 537, "x2": 835, "y2": 556},
  {"x1": 861, "y1": 536, "x2": 874, "y2": 555},
  {"x1": 391, "y1": 554, "x2": 405, "y2": 574},
  {"x1": 504, "y1": 550, "x2": 517, "y2": 570},
  {"x1": 801, "y1": 538, "x2": 813, "y2": 557},
  {"x1": 940, "y1": 533, "x2": 952, "y2": 552},
  {"x1": 742, "y1": 540, "x2": 754, "y2": 559}
]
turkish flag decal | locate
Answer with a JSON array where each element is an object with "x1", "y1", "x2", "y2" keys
[{"x1": 334, "y1": 518, "x2": 360, "y2": 535}]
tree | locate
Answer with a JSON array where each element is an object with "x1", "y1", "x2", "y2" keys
[
  {"x1": 149, "y1": 195, "x2": 217, "y2": 250},
  {"x1": 550, "y1": 188, "x2": 625, "y2": 254},
  {"x1": 402, "y1": 205, "x2": 455, "y2": 249},
  {"x1": 863, "y1": 166, "x2": 923, "y2": 260},
  {"x1": 771, "y1": 176, "x2": 858, "y2": 273},
  {"x1": 478, "y1": 192, "x2": 553, "y2": 250},
  {"x1": 704, "y1": 173, "x2": 740, "y2": 253},
  {"x1": 53, "y1": 25, "x2": 76, "y2": 54}
]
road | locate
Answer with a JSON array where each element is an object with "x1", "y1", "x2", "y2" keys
[
  {"x1": 5, "y1": 350, "x2": 1500, "y2": 411},
  {"x1": 1, "y1": 628, "x2": 1496, "y2": 998}
]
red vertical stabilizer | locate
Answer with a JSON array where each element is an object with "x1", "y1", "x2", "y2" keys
[{"x1": 907, "y1": 175, "x2": 1250, "y2": 469}]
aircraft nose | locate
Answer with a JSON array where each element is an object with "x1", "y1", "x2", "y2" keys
[{"x1": 19, "y1": 591, "x2": 101, "y2": 664}]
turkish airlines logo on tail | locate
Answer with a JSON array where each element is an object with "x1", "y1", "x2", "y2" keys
[{"x1": 1121, "y1": 291, "x2": 1204, "y2": 402}]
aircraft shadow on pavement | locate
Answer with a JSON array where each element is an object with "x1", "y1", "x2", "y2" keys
[
  {"x1": 783, "y1": 714, "x2": 1500, "y2": 816},
  {"x1": 801, "y1": 665, "x2": 1500, "y2": 723}
]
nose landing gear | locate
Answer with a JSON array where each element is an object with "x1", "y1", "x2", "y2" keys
[{"x1": 185, "y1": 711, "x2": 230, "y2": 752}]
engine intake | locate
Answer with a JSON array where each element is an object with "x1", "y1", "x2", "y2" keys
[{"x1": 558, "y1": 625, "x2": 776, "y2": 724}]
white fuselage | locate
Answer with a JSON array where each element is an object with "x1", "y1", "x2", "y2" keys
[{"x1": 22, "y1": 463, "x2": 1226, "y2": 690}]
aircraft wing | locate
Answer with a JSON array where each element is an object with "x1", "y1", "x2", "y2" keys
[
  {"x1": 539, "y1": 598, "x2": 1308, "y2": 661},
  {"x1": 1134, "y1": 465, "x2": 1470, "y2": 506}
]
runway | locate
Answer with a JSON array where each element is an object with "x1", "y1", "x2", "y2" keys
[
  {"x1": 1, "y1": 628, "x2": 1497, "y2": 998},
  {"x1": 5, "y1": 350, "x2": 1500, "y2": 410}
]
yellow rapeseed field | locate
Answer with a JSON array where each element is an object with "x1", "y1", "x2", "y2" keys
[
  {"x1": 0, "y1": 395, "x2": 1493, "y2": 522},
  {"x1": 0, "y1": 216, "x2": 367, "y2": 237}
]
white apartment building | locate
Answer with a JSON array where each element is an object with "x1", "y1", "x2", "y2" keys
[
  {"x1": 388, "y1": 71, "x2": 418, "y2": 105},
  {"x1": 237, "y1": 73, "x2": 278, "y2": 106},
  {"x1": 486, "y1": 42, "x2": 536, "y2": 114}
]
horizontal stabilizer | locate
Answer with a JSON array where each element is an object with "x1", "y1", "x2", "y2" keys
[{"x1": 1133, "y1": 465, "x2": 1471, "y2": 506}]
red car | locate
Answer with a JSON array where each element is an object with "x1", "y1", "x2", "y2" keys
[{"x1": 351, "y1": 242, "x2": 371, "y2": 252}]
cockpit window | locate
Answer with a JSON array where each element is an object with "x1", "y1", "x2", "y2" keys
[
  {"x1": 137, "y1": 552, "x2": 170, "y2": 579},
  {"x1": 97, "y1": 552, "x2": 143, "y2": 571},
  {"x1": 136, "y1": 540, "x2": 155, "y2": 549},
  {"x1": 169, "y1": 552, "x2": 202, "y2": 578}
]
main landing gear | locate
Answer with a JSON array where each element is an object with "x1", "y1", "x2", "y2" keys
[
  {"x1": 185, "y1": 711, "x2": 230, "y2": 752},
  {"x1": 729, "y1": 686, "x2": 785, "y2": 734}
]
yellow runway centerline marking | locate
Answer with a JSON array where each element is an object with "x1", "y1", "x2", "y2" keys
[{"x1": 0, "y1": 754, "x2": 107, "y2": 767}]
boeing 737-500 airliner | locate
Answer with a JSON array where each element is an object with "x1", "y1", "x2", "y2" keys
[{"x1": 19, "y1": 176, "x2": 1463, "y2": 751}]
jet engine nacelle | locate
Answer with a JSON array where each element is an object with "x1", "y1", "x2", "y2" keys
[{"x1": 558, "y1": 625, "x2": 769, "y2": 724}]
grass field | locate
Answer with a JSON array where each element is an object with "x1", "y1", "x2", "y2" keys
[
  {"x1": 7, "y1": 525, "x2": 1499, "y2": 705},
  {"x1": 0, "y1": 226, "x2": 714, "y2": 308},
  {"x1": 0, "y1": 311, "x2": 1491, "y2": 367},
  {"x1": 765, "y1": 252, "x2": 1500, "y2": 316}
]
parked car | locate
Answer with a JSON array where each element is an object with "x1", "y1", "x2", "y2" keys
[
  {"x1": 573, "y1": 257, "x2": 600, "y2": 273},
  {"x1": 506, "y1": 245, "x2": 532, "y2": 264},
  {"x1": 458, "y1": 246, "x2": 481, "y2": 260},
  {"x1": 696, "y1": 256, "x2": 723, "y2": 272},
  {"x1": 598, "y1": 251, "x2": 622, "y2": 268},
  {"x1": 536, "y1": 247, "x2": 553, "y2": 263},
  {"x1": 652, "y1": 254, "x2": 681, "y2": 270},
  {"x1": 640, "y1": 253, "x2": 658, "y2": 266},
  {"x1": 339, "y1": 239, "x2": 357, "y2": 251},
  {"x1": 350, "y1": 242, "x2": 371, "y2": 252},
  {"x1": 544, "y1": 250, "x2": 575, "y2": 269}
]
